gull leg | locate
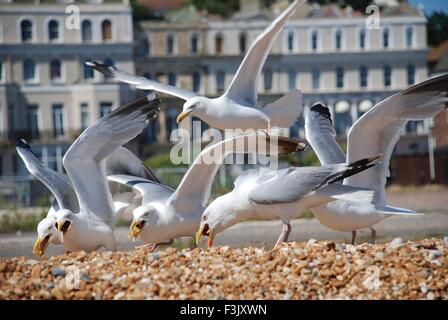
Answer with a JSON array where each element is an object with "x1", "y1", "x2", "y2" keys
[
  {"x1": 351, "y1": 230, "x2": 356, "y2": 245},
  {"x1": 136, "y1": 239, "x2": 174, "y2": 252},
  {"x1": 273, "y1": 222, "x2": 291, "y2": 250},
  {"x1": 370, "y1": 228, "x2": 376, "y2": 244}
]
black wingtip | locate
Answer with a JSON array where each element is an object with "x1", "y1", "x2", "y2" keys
[
  {"x1": 85, "y1": 60, "x2": 115, "y2": 78},
  {"x1": 310, "y1": 101, "x2": 332, "y2": 123},
  {"x1": 108, "y1": 94, "x2": 161, "y2": 120},
  {"x1": 16, "y1": 139, "x2": 31, "y2": 150}
]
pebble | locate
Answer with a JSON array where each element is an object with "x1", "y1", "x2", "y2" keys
[
  {"x1": 51, "y1": 288, "x2": 64, "y2": 300},
  {"x1": 51, "y1": 268, "x2": 66, "y2": 277},
  {"x1": 26, "y1": 259, "x2": 39, "y2": 266},
  {"x1": 0, "y1": 238, "x2": 446, "y2": 300},
  {"x1": 0, "y1": 262, "x2": 6, "y2": 272},
  {"x1": 388, "y1": 238, "x2": 404, "y2": 250},
  {"x1": 30, "y1": 265, "x2": 41, "y2": 280}
]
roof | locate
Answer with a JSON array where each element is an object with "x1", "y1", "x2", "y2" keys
[{"x1": 428, "y1": 41, "x2": 448, "y2": 63}]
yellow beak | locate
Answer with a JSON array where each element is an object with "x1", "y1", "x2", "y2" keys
[
  {"x1": 195, "y1": 224, "x2": 215, "y2": 248},
  {"x1": 195, "y1": 226, "x2": 204, "y2": 246},
  {"x1": 176, "y1": 111, "x2": 191, "y2": 124},
  {"x1": 56, "y1": 222, "x2": 63, "y2": 232},
  {"x1": 33, "y1": 236, "x2": 49, "y2": 257},
  {"x1": 129, "y1": 220, "x2": 142, "y2": 239}
]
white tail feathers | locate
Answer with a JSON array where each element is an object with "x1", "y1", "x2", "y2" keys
[
  {"x1": 264, "y1": 89, "x2": 302, "y2": 128},
  {"x1": 380, "y1": 205, "x2": 424, "y2": 216},
  {"x1": 319, "y1": 185, "x2": 375, "y2": 205}
]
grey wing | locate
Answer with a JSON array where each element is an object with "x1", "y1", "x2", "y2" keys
[
  {"x1": 224, "y1": 0, "x2": 301, "y2": 106},
  {"x1": 107, "y1": 175, "x2": 174, "y2": 204},
  {"x1": 248, "y1": 167, "x2": 333, "y2": 204},
  {"x1": 85, "y1": 61, "x2": 197, "y2": 101},
  {"x1": 16, "y1": 140, "x2": 79, "y2": 212},
  {"x1": 63, "y1": 95, "x2": 161, "y2": 225},
  {"x1": 346, "y1": 74, "x2": 448, "y2": 207},
  {"x1": 106, "y1": 147, "x2": 160, "y2": 183}
]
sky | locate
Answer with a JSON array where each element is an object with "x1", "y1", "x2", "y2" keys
[{"x1": 408, "y1": 0, "x2": 448, "y2": 14}]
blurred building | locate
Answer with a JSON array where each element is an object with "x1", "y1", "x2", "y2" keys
[
  {"x1": 134, "y1": 0, "x2": 432, "y2": 169},
  {"x1": 0, "y1": 0, "x2": 135, "y2": 204}
]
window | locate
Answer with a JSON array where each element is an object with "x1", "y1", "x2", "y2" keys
[
  {"x1": 215, "y1": 34, "x2": 223, "y2": 54},
  {"x1": 50, "y1": 60, "x2": 61, "y2": 81},
  {"x1": 48, "y1": 20, "x2": 59, "y2": 41},
  {"x1": 334, "y1": 101, "x2": 352, "y2": 136},
  {"x1": 83, "y1": 60, "x2": 94, "y2": 80},
  {"x1": 100, "y1": 102, "x2": 112, "y2": 118},
  {"x1": 80, "y1": 103, "x2": 89, "y2": 130},
  {"x1": 216, "y1": 71, "x2": 225, "y2": 93},
  {"x1": 191, "y1": 33, "x2": 198, "y2": 54},
  {"x1": 193, "y1": 72, "x2": 201, "y2": 92},
  {"x1": 239, "y1": 32, "x2": 247, "y2": 54},
  {"x1": 405, "y1": 120, "x2": 424, "y2": 134},
  {"x1": 406, "y1": 26, "x2": 413, "y2": 48},
  {"x1": 360, "y1": 66, "x2": 368, "y2": 88},
  {"x1": 0, "y1": 60, "x2": 3, "y2": 82},
  {"x1": 23, "y1": 59, "x2": 36, "y2": 82},
  {"x1": 384, "y1": 65, "x2": 392, "y2": 87},
  {"x1": 52, "y1": 104, "x2": 64, "y2": 138},
  {"x1": 264, "y1": 69, "x2": 273, "y2": 92},
  {"x1": 312, "y1": 68, "x2": 320, "y2": 90},
  {"x1": 336, "y1": 67, "x2": 344, "y2": 89},
  {"x1": 165, "y1": 109, "x2": 178, "y2": 139},
  {"x1": 335, "y1": 29, "x2": 342, "y2": 50},
  {"x1": 407, "y1": 64, "x2": 416, "y2": 85},
  {"x1": 144, "y1": 119, "x2": 159, "y2": 144},
  {"x1": 27, "y1": 104, "x2": 39, "y2": 139},
  {"x1": 311, "y1": 30, "x2": 318, "y2": 51},
  {"x1": 287, "y1": 31, "x2": 294, "y2": 52},
  {"x1": 101, "y1": 19, "x2": 112, "y2": 41},
  {"x1": 383, "y1": 28, "x2": 390, "y2": 49},
  {"x1": 166, "y1": 34, "x2": 174, "y2": 55},
  {"x1": 359, "y1": 29, "x2": 366, "y2": 49},
  {"x1": 140, "y1": 33, "x2": 150, "y2": 56},
  {"x1": 168, "y1": 73, "x2": 177, "y2": 86},
  {"x1": 21, "y1": 19, "x2": 33, "y2": 42},
  {"x1": 143, "y1": 73, "x2": 152, "y2": 79},
  {"x1": 81, "y1": 20, "x2": 92, "y2": 42},
  {"x1": 288, "y1": 69, "x2": 296, "y2": 90}
]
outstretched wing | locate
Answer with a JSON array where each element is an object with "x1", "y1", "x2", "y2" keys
[
  {"x1": 86, "y1": 61, "x2": 197, "y2": 101},
  {"x1": 168, "y1": 134, "x2": 306, "y2": 214},
  {"x1": 16, "y1": 140, "x2": 79, "y2": 212},
  {"x1": 107, "y1": 174, "x2": 174, "y2": 204},
  {"x1": 304, "y1": 103, "x2": 346, "y2": 165},
  {"x1": 224, "y1": 0, "x2": 302, "y2": 106},
  {"x1": 63, "y1": 95, "x2": 161, "y2": 225},
  {"x1": 249, "y1": 156, "x2": 378, "y2": 204},
  {"x1": 106, "y1": 147, "x2": 160, "y2": 184},
  {"x1": 346, "y1": 74, "x2": 448, "y2": 207}
]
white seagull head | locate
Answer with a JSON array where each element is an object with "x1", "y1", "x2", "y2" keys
[
  {"x1": 177, "y1": 97, "x2": 209, "y2": 124},
  {"x1": 33, "y1": 216, "x2": 56, "y2": 257},
  {"x1": 54, "y1": 209, "x2": 75, "y2": 240},
  {"x1": 195, "y1": 195, "x2": 239, "y2": 248},
  {"x1": 128, "y1": 204, "x2": 160, "y2": 240}
]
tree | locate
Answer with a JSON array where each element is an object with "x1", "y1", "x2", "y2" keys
[
  {"x1": 427, "y1": 11, "x2": 448, "y2": 47},
  {"x1": 188, "y1": 0, "x2": 240, "y2": 17}
]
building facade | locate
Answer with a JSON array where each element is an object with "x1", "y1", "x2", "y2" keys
[
  {"x1": 134, "y1": 1, "x2": 431, "y2": 160},
  {"x1": 0, "y1": 0, "x2": 135, "y2": 203}
]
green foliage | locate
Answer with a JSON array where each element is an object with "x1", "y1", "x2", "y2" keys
[
  {"x1": 130, "y1": 0, "x2": 153, "y2": 20},
  {"x1": 187, "y1": 0, "x2": 240, "y2": 17},
  {"x1": 427, "y1": 11, "x2": 448, "y2": 47},
  {"x1": 144, "y1": 153, "x2": 188, "y2": 169},
  {"x1": 0, "y1": 209, "x2": 47, "y2": 234}
]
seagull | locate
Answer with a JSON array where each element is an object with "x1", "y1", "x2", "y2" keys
[
  {"x1": 24, "y1": 94, "x2": 161, "y2": 253},
  {"x1": 16, "y1": 130, "x2": 160, "y2": 256},
  {"x1": 196, "y1": 155, "x2": 380, "y2": 249},
  {"x1": 305, "y1": 74, "x2": 448, "y2": 244},
  {"x1": 108, "y1": 134, "x2": 307, "y2": 251},
  {"x1": 85, "y1": 0, "x2": 305, "y2": 131}
]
